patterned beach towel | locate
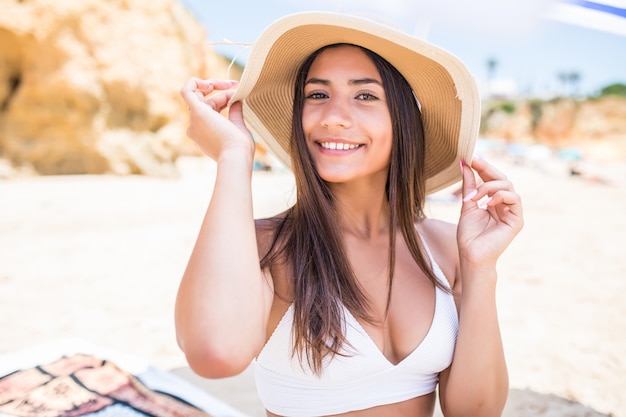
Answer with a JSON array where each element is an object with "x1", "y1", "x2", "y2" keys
[{"x1": 0, "y1": 354, "x2": 212, "y2": 417}]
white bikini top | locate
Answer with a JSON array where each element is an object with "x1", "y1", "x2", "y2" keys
[{"x1": 254, "y1": 242, "x2": 459, "y2": 417}]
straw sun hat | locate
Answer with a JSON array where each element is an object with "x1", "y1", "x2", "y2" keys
[{"x1": 229, "y1": 11, "x2": 480, "y2": 194}]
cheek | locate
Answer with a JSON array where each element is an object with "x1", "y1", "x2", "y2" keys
[
  {"x1": 300, "y1": 107, "x2": 317, "y2": 140},
  {"x1": 300, "y1": 111, "x2": 313, "y2": 135},
  {"x1": 376, "y1": 117, "x2": 393, "y2": 149}
]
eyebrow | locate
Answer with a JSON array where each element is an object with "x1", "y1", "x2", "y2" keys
[{"x1": 305, "y1": 77, "x2": 383, "y2": 87}]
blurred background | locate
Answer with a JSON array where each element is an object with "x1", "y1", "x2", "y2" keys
[
  {"x1": 1, "y1": 1, "x2": 625, "y2": 417},
  {"x1": 0, "y1": 0, "x2": 624, "y2": 178}
]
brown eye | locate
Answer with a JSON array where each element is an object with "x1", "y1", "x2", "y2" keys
[
  {"x1": 306, "y1": 91, "x2": 328, "y2": 100},
  {"x1": 357, "y1": 92, "x2": 378, "y2": 101}
]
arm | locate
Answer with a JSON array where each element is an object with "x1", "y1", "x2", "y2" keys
[
  {"x1": 439, "y1": 157, "x2": 524, "y2": 417},
  {"x1": 175, "y1": 78, "x2": 274, "y2": 378}
]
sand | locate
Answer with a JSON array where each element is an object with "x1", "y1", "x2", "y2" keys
[{"x1": 1, "y1": 153, "x2": 624, "y2": 417}]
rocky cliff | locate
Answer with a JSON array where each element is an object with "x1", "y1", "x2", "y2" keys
[
  {"x1": 0, "y1": 0, "x2": 240, "y2": 176},
  {"x1": 481, "y1": 96, "x2": 626, "y2": 161},
  {"x1": 540, "y1": 97, "x2": 626, "y2": 155}
]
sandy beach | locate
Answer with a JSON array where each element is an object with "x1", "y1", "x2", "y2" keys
[{"x1": 1, "y1": 153, "x2": 624, "y2": 417}]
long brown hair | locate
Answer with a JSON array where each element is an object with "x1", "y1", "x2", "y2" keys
[{"x1": 259, "y1": 44, "x2": 444, "y2": 375}]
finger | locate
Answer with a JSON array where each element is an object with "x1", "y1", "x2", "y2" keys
[
  {"x1": 463, "y1": 179, "x2": 514, "y2": 204},
  {"x1": 180, "y1": 78, "x2": 211, "y2": 104},
  {"x1": 470, "y1": 156, "x2": 508, "y2": 183},
  {"x1": 460, "y1": 159, "x2": 478, "y2": 204},
  {"x1": 204, "y1": 90, "x2": 236, "y2": 113},
  {"x1": 483, "y1": 189, "x2": 524, "y2": 220},
  {"x1": 489, "y1": 190, "x2": 521, "y2": 210},
  {"x1": 228, "y1": 101, "x2": 246, "y2": 130},
  {"x1": 197, "y1": 79, "x2": 239, "y2": 95},
  {"x1": 180, "y1": 78, "x2": 238, "y2": 110},
  {"x1": 181, "y1": 78, "x2": 237, "y2": 95}
]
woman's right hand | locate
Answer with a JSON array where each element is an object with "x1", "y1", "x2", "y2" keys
[{"x1": 179, "y1": 78, "x2": 255, "y2": 161}]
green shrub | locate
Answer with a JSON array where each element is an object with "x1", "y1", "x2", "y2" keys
[
  {"x1": 500, "y1": 102, "x2": 516, "y2": 114},
  {"x1": 598, "y1": 83, "x2": 626, "y2": 98}
]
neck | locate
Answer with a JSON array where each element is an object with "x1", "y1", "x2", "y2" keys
[{"x1": 330, "y1": 178, "x2": 390, "y2": 240}]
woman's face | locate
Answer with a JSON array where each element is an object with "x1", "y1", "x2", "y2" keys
[{"x1": 301, "y1": 45, "x2": 393, "y2": 185}]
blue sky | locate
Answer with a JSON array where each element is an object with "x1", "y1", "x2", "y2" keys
[{"x1": 180, "y1": 0, "x2": 625, "y2": 98}]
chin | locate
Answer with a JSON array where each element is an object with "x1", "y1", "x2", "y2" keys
[{"x1": 317, "y1": 172, "x2": 354, "y2": 184}]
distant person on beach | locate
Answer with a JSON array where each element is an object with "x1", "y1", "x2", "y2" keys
[{"x1": 176, "y1": 12, "x2": 523, "y2": 417}]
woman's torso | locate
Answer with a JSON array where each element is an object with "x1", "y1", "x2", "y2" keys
[
  {"x1": 257, "y1": 218, "x2": 459, "y2": 417},
  {"x1": 265, "y1": 393, "x2": 436, "y2": 417}
]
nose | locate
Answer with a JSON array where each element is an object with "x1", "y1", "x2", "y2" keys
[{"x1": 321, "y1": 96, "x2": 352, "y2": 129}]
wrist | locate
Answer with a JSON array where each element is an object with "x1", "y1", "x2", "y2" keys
[
  {"x1": 218, "y1": 144, "x2": 255, "y2": 170},
  {"x1": 459, "y1": 259, "x2": 498, "y2": 289}
]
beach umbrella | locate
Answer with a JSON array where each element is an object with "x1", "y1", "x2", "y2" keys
[
  {"x1": 558, "y1": 147, "x2": 584, "y2": 161},
  {"x1": 546, "y1": 0, "x2": 626, "y2": 36}
]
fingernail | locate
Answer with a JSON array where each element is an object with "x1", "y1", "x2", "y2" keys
[
  {"x1": 463, "y1": 189, "x2": 478, "y2": 202},
  {"x1": 230, "y1": 80, "x2": 239, "y2": 86},
  {"x1": 459, "y1": 159, "x2": 465, "y2": 174},
  {"x1": 477, "y1": 196, "x2": 492, "y2": 209}
]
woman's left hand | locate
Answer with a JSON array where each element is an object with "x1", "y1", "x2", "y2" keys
[{"x1": 457, "y1": 157, "x2": 524, "y2": 268}]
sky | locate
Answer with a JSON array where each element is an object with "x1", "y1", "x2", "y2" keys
[{"x1": 180, "y1": 0, "x2": 626, "y2": 98}]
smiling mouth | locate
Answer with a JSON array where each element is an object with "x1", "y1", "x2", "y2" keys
[{"x1": 318, "y1": 141, "x2": 363, "y2": 151}]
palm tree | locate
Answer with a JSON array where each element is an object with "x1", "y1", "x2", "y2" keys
[
  {"x1": 486, "y1": 57, "x2": 498, "y2": 98},
  {"x1": 568, "y1": 72, "x2": 581, "y2": 97},
  {"x1": 487, "y1": 57, "x2": 498, "y2": 81},
  {"x1": 558, "y1": 72, "x2": 569, "y2": 96},
  {"x1": 557, "y1": 71, "x2": 582, "y2": 97}
]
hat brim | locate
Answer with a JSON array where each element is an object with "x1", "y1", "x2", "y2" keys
[{"x1": 230, "y1": 11, "x2": 480, "y2": 194}]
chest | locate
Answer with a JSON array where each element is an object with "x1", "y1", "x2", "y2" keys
[
  {"x1": 345, "y1": 239, "x2": 438, "y2": 365},
  {"x1": 258, "y1": 284, "x2": 458, "y2": 383}
]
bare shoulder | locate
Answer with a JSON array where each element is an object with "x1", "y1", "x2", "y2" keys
[
  {"x1": 417, "y1": 217, "x2": 458, "y2": 254},
  {"x1": 255, "y1": 210, "x2": 290, "y2": 260},
  {"x1": 255, "y1": 210, "x2": 293, "y2": 300},
  {"x1": 416, "y1": 218, "x2": 459, "y2": 288}
]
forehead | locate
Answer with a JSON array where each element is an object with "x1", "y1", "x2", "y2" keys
[{"x1": 308, "y1": 45, "x2": 380, "y2": 77}]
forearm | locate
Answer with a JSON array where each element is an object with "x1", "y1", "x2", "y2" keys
[
  {"x1": 442, "y1": 264, "x2": 508, "y2": 417},
  {"x1": 175, "y1": 149, "x2": 269, "y2": 375}
]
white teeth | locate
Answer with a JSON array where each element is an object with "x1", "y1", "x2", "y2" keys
[{"x1": 320, "y1": 142, "x2": 359, "y2": 150}]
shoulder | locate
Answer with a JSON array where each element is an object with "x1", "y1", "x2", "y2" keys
[
  {"x1": 255, "y1": 209, "x2": 291, "y2": 260},
  {"x1": 416, "y1": 218, "x2": 459, "y2": 289},
  {"x1": 255, "y1": 210, "x2": 293, "y2": 299}
]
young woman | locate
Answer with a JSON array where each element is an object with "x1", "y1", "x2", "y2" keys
[{"x1": 176, "y1": 12, "x2": 523, "y2": 417}]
